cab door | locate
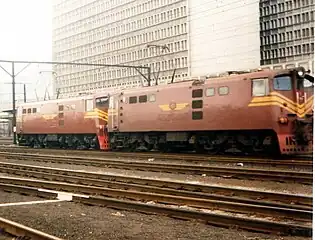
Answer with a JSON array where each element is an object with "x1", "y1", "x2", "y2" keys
[
  {"x1": 108, "y1": 94, "x2": 120, "y2": 131},
  {"x1": 272, "y1": 74, "x2": 298, "y2": 115}
]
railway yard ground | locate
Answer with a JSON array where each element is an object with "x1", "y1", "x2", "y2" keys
[{"x1": 0, "y1": 143, "x2": 312, "y2": 240}]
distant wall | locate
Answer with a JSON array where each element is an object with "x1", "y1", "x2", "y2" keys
[{"x1": 188, "y1": 0, "x2": 260, "y2": 76}]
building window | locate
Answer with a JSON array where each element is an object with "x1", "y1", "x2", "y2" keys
[{"x1": 218, "y1": 86, "x2": 229, "y2": 95}]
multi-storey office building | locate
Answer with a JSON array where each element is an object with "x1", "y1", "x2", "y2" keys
[
  {"x1": 52, "y1": 0, "x2": 188, "y2": 98},
  {"x1": 52, "y1": 0, "x2": 314, "y2": 98},
  {"x1": 259, "y1": 0, "x2": 314, "y2": 69}
]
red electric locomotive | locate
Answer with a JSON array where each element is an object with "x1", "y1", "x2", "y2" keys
[{"x1": 16, "y1": 67, "x2": 313, "y2": 156}]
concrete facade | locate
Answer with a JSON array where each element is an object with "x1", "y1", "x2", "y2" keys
[
  {"x1": 188, "y1": 0, "x2": 261, "y2": 77},
  {"x1": 52, "y1": 0, "x2": 188, "y2": 98},
  {"x1": 259, "y1": 0, "x2": 314, "y2": 70},
  {"x1": 52, "y1": 0, "x2": 314, "y2": 98}
]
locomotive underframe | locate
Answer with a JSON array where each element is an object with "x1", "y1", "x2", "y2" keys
[
  {"x1": 17, "y1": 133, "x2": 99, "y2": 150},
  {"x1": 17, "y1": 129, "x2": 279, "y2": 155},
  {"x1": 109, "y1": 129, "x2": 280, "y2": 156}
]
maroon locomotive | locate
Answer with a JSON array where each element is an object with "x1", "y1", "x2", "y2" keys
[{"x1": 16, "y1": 67, "x2": 313, "y2": 155}]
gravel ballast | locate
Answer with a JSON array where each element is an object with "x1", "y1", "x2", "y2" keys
[
  {"x1": 0, "y1": 194, "x2": 310, "y2": 240},
  {"x1": 0, "y1": 190, "x2": 44, "y2": 204},
  {"x1": 0, "y1": 158, "x2": 311, "y2": 196}
]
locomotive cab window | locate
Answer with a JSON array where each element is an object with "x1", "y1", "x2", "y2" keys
[
  {"x1": 273, "y1": 76, "x2": 292, "y2": 90},
  {"x1": 252, "y1": 78, "x2": 268, "y2": 96},
  {"x1": 96, "y1": 96, "x2": 109, "y2": 107},
  {"x1": 85, "y1": 99, "x2": 94, "y2": 111}
]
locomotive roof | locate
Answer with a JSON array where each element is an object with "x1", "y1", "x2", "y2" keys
[
  {"x1": 119, "y1": 68, "x2": 278, "y2": 95},
  {"x1": 17, "y1": 93, "x2": 96, "y2": 107},
  {"x1": 17, "y1": 68, "x2": 302, "y2": 108}
]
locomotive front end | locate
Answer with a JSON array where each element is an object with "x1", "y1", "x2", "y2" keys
[{"x1": 273, "y1": 67, "x2": 313, "y2": 155}]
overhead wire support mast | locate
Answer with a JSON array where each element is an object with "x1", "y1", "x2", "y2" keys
[{"x1": 0, "y1": 59, "x2": 152, "y2": 145}]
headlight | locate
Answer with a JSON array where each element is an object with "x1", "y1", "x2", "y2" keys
[
  {"x1": 298, "y1": 70, "x2": 304, "y2": 77},
  {"x1": 296, "y1": 67, "x2": 305, "y2": 78}
]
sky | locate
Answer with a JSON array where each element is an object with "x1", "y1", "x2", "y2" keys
[{"x1": 0, "y1": 0, "x2": 53, "y2": 109}]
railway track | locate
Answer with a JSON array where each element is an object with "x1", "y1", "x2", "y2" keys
[
  {"x1": 0, "y1": 139, "x2": 13, "y2": 146},
  {"x1": 0, "y1": 216, "x2": 62, "y2": 240},
  {"x1": 0, "y1": 146, "x2": 312, "y2": 168},
  {"x1": 0, "y1": 161, "x2": 311, "y2": 207},
  {"x1": 0, "y1": 158, "x2": 312, "y2": 236},
  {"x1": 0, "y1": 176, "x2": 312, "y2": 237},
  {"x1": 0, "y1": 152, "x2": 312, "y2": 184}
]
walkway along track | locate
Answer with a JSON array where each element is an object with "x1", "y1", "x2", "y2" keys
[
  {"x1": 0, "y1": 177, "x2": 312, "y2": 237},
  {"x1": 0, "y1": 147, "x2": 312, "y2": 168},
  {"x1": 0, "y1": 152, "x2": 312, "y2": 184},
  {"x1": 0, "y1": 217, "x2": 63, "y2": 240}
]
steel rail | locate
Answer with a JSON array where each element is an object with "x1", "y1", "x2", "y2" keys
[
  {"x1": 0, "y1": 183, "x2": 311, "y2": 237},
  {"x1": 0, "y1": 161, "x2": 311, "y2": 208},
  {"x1": 0, "y1": 217, "x2": 63, "y2": 240},
  {"x1": 0, "y1": 147, "x2": 312, "y2": 166},
  {"x1": 0, "y1": 152, "x2": 312, "y2": 184},
  {"x1": 74, "y1": 195, "x2": 312, "y2": 237}
]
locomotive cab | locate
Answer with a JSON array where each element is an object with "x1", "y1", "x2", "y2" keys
[
  {"x1": 94, "y1": 95, "x2": 110, "y2": 150},
  {"x1": 272, "y1": 67, "x2": 313, "y2": 154}
]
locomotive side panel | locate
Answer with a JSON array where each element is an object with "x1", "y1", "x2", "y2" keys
[
  {"x1": 112, "y1": 72, "x2": 275, "y2": 133},
  {"x1": 18, "y1": 98, "x2": 97, "y2": 134}
]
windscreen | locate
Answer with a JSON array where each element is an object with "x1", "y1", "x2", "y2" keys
[
  {"x1": 273, "y1": 75, "x2": 292, "y2": 91},
  {"x1": 95, "y1": 96, "x2": 109, "y2": 107}
]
